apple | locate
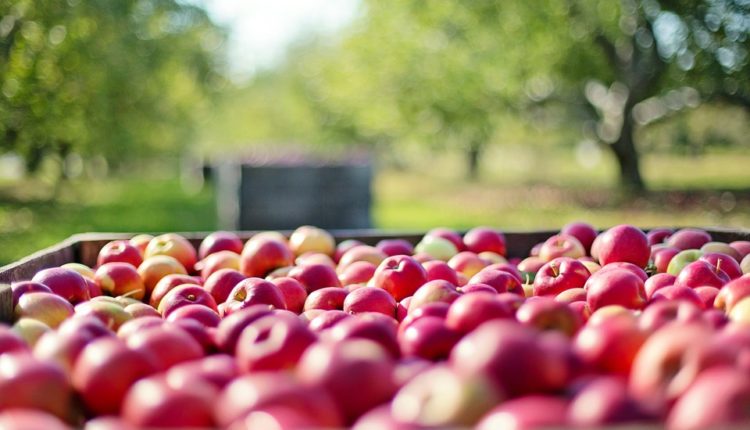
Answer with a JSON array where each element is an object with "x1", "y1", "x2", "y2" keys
[
  {"x1": 0, "y1": 410, "x2": 72, "y2": 430},
  {"x1": 568, "y1": 376, "x2": 654, "y2": 426},
  {"x1": 10, "y1": 281, "x2": 52, "y2": 308},
  {"x1": 61, "y1": 262, "x2": 96, "y2": 281},
  {"x1": 59, "y1": 315, "x2": 113, "y2": 339},
  {"x1": 31, "y1": 267, "x2": 90, "y2": 304},
  {"x1": 597, "y1": 262, "x2": 648, "y2": 282},
  {"x1": 729, "y1": 296, "x2": 750, "y2": 324},
  {"x1": 296, "y1": 339, "x2": 397, "y2": 424},
  {"x1": 223, "y1": 278, "x2": 285, "y2": 315},
  {"x1": 236, "y1": 314, "x2": 317, "y2": 372},
  {"x1": 650, "y1": 285, "x2": 704, "y2": 308},
  {"x1": 569, "y1": 301, "x2": 592, "y2": 324},
  {"x1": 629, "y1": 322, "x2": 714, "y2": 409},
  {"x1": 667, "y1": 228, "x2": 712, "y2": 250},
  {"x1": 352, "y1": 405, "x2": 424, "y2": 430},
  {"x1": 343, "y1": 286, "x2": 397, "y2": 317},
  {"x1": 562, "y1": 221, "x2": 598, "y2": 254},
  {"x1": 196, "y1": 250, "x2": 240, "y2": 280},
  {"x1": 338, "y1": 245, "x2": 388, "y2": 271},
  {"x1": 14, "y1": 292, "x2": 74, "y2": 329},
  {"x1": 652, "y1": 246, "x2": 680, "y2": 273},
  {"x1": 585, "y1": 269, "x2": 646, "y2": 311},
  {"x1": 270, "y1": 276, "x2": 307, "y2": 313},
  {"x1": 148, "y1": 273, "x2": 200, "y2": 308},
  {"x1": 644, "y1": 273, "x2": 676, "y2": 299},
  {"x1": 124, "y1": 302, "x2": 161, "y2": 319},
  {"x1": 214, "y1": 306, "x2": 275, "y2": 354},
  {"x1": 129, "y1": 233, "x2": 153, "y2": 254},
  {"x1": 574, "y1": 312, "x2": 647, "y2": 375},
  {"x1": 459, "y1": 283, "x2": 498, "y2": 295},
  {"x1": 308, "y1": 309, "x2": 352, "y2": 332},
  {"x1": 33, "y1": 328, "x2": 94, "y2": 377},
  {"x1": 392, "y1": 365, "x2": 501, "y2": 428},
  {"x1": 421, "y1": 260, "x2": 459, "y2": 284},
  {"x1": 700, "y1": 252, "x2": 743, "y2": 279},
  {"x1": 555, "y1": 287, "x2": 587, "y2": 303},
  {"x1": 587, "y1": 305, "x2": 635, "y2": 326},
  {"x1": 408, "y1": 280, "x2": 460, "y2": 312},
  {"x1": 516, "y1": 297, "x2": 582, "y2": 337},
  {"x1": 327, "y1": 313, "x2": 401, "y2": 359},
  {"x1": 126, "y1": 325, "x2": 204, "y2": 371},
  {"x1": 701, "y1": 242, "x2": 742, "y2": 262},
  {"x1": 289, "y1": 225, "x2": 335, "y2": 257},
  {"x1": 0, "y1": 324, "x2": 29, "y2": 354},
  {"x1": 74, "y1": 300, "x2": 132, "y2": 331},
  {"x1": 118, "y1": 316, "x2": 165, "y2": 341},
  {"x1": 463, "y1": 226, "x2": 507, "y2": 256},
  {"x1": 695, "y1": 286, "x2": 720, "y2": 309},
  {"x1": 596, "y1": 225, "x2": 650, "y2": 268},
  {"x1": 215, "y1": 372, "x2": 342, "y2": 429},
  {"x1": 399, "y1": 302, "x2": 450, "y2": 336},
  {"x1": 97, "y1": 240, "x2": 144, "y2": 268},
  {"x1": 674, "y1": 260, "x2": 730, "y2": 289},
  {"x1": 398, "y1": 316, "x2": 461, "y2": 360},
  {"x1": 538, "y1": 234, "x2": 586, "y2": 262},
  {"x1": 289, "y1": 263, "x2": 342, "y2": 293},
  {"x1": 484, "y1": 262, "x2": 524, "y2": 283},
  {"x1": 338, "y1": 261, "x2": 377, "y2": 286},
  {"x1": 478, "y1": 251, "x2": 508, "y2": 265},
  {"x1": 448, "y1": 251, "x2": 489, "y2": 279},
  {"x1": 137, "y1": 255, "x2": 188, "y2": 297},
  {"x1": 639, "y1": 300, "x2": 702, "y2": 332},
  {"x1": 144, "y1": 233, "x2": 197, "y2": 272},
  {"x1": 165, "y1": 304, "x2": 221, "y2": 327},
  {"x1": 198, "y1": 231, "x2": 243, "y2": 259},
  {"x1": 667, "y1": 366, "x2": 750, "y2": 430},
  {"x1": 370, "y1": 255, "x2": 428, "y2": 301},
  {"x1": 516, "y1": 256, "x2": 546, "y2": 280},
  {"x1": 468, "y1": 269, "x2": 523, "y2": 295},
  {"x1": 730, "y1": 241, "x2": 750, "y2": 259},
  {"x1": 11, "y1": 318, "x2": 51, "y2": 347},
  {"x1": 157, "y1": 284, "x2": 218, "y2": 317},
  {"x1": 414, "y1": 235, "x2": 458, "y2": 261},
  {"x1": 240, "y1": 237, "x2": 294, "y2": 278},
  {"x1": 426, "y1": 227, "x2": 465, "y2": 252},
  {"x1": 646, "y1": 227, "x2": 673, "y2": 246},
  {"x1": 166, "y1": 354, "x2": 239, "y2": 390},
  {"x1": 376, "y1": 238, "x2": 415, "y2": 257},
  {"x1": 72, "y1": 336, "x2": 158, "y2": 415},
  {"x1": 122, "y1": 375, "x2": 216, "y2": 429},
  {"x1": 743, "y1": 254, "x2": 750, "y2": 274},
  {"x1": 304, "y1": 287, "x2": 348, "y2": 311},
  {"x1": 94, "y1": 262, "x2": 145, "y2": 301},
  {"x1": 295, "y1": 252, "x2": 337, "y2": 269},
  {"x1": 532, "y1": 257, "x2": 590, "y2": 297},
  {"x1": 203, "y1": 269, "x2": 245, "y2": 305},
  {"x1": 332, "y1": 239, "x2": 363, "y2": 262},
  {"x1": 666, "y1": 249, "x2": 704, "y2": 275},
  {"x1": 451, "y1": 320, "x2": 569, "y2": 397},
  {"x1": 477, "y1": 395, "x2": 569, "y2": 430},
  {"x1": 0, "y1": 352, "x2": 72, "y2": 420},
  {"x1": 715, "y1": 275, "x2": 750, "y2": 313}
]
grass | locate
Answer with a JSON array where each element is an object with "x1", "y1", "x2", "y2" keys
[{"x1": 1, "y1": 147, "x2": 749, "y2": 266}]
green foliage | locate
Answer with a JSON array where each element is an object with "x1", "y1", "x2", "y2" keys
[{"x1": 0, "y1": 0, "x2": 225, "y2": 172}]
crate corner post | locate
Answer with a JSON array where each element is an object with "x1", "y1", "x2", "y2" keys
[{"x1": 0, "y1": 284, "x2": 12, "y2": 324}]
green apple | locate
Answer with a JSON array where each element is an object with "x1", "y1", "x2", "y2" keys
[
  {"x1": 415, "y1": 236, "x2": 458, "y2": 261},
  {"x1": 667, "y1": 250, "x2": 704, "y2": 276}
]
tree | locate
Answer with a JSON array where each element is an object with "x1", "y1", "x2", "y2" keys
[{"x1": 0, "y1": 0, "x2": 225, "y2": 173}]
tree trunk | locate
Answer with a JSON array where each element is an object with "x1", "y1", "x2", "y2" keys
[
  {"x1": 611, "y1": 103, "x2": 645, "y2": 193},
  {"x1": 466, "y1": 142, "x2": 482, "y2": 181}
]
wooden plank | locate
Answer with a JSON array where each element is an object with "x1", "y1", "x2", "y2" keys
[
  {"x1": 0, "y1": 284, "x2": 11, "y2": 324},
  {"x1": 0, "y1": 238, "x2": 77, "y2": 284}
]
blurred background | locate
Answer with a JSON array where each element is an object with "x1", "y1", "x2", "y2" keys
[{"x1": 1, "y1": 0, "x2": 749, "y2": 264}]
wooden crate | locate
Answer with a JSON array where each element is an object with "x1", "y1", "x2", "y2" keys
[{"x1": 2, "y1": 227, "x2": 749, "y2": 324}]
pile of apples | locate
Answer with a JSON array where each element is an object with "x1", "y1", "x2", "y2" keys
[{"x1": 2, "y1": 224, "x2": 750, "y2": 430}]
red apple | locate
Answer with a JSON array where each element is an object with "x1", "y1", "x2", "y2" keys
[
  {"x1": 555, "y1": 288, "x2": 587, "y2": 303},
  {"x1": 426, "y1": 227, "x2": 465, "y2": 252},
  {"x1": 463, "y1": 226, "x2": 507, "y2": 256},
  {"x1": 117, "y1": 316, "x2": 164, "y2": 340},
  {"x1": 297, "y1": 339, "x2": 397, "y2": 424},
  {"x1": 74, "y1": 299, "x2": 132, "y2": 331},
  {"x1": 288, "y1": 225, "x2": 335, "y2": 256},
  {"x1": 538, "y1": 234, "x2": 586, "y2": 262},
  {"x1": 652, "y1": 246, "x2": 680, "y2": 273},
  {"x1": 716, "y1": 275, "x2": 750, "y2": 313},
  {"x1": 199, "y1": 231, "x2": 243, "y2": 260},
  {"x1": 448, "y1": 252, "x2": 489, "y2": 279},
  {"x1": 674, "y1": 260, "x2": 730, "y2": 289},
  {"x1": 165, "y1": 304, "x2": 221, "y2": 327},
  {"x1": 343, "y1": 286, "x2": 397, "y2": 317},
  {"x1": 72, "y1": 336, "x2": 158, "y2": 415},
  {"x1": 353, "y1": 405, "x2": 427, "y2": 430},
  {"x1": 338, "y1": 261, "x2": 377, "y2": 287},
  {"x1": 223, "y1": 278, "x2": 285, "y2": 315},
  {"x1": 532, "y1": 257, "x2": 590, "y2": 297},
  {"x1": 289, "y1": 263, "x2": 342, "y2": 293},
  {"x1": 399, "y1": 302, "x2": 450, "y2": 336},
  {"x1": 0, "y1": 410, "x2": 72, "y2": 430},
  {"x1": 94, "y1": 262, "x2": 145, "y2": 301},
  {"x1": 469, "y1": 269, "x2": 524, "y2": 295},
  {"x1": 644, "y1": 273, "x2": 676, "y2": 299},
  {"x1": 421, "y1": 260, "x2": 459, "y2": 285},
  {"x1": 667, "y1": 228, "x2": 712, "y2": 250},
  {"x1": 562, "y1": 221, "x2": 598, "y2": 254},
  {"x1": 144, "y1": 233, "x2": 197, "y2": 273},
  {"x1": 0, "y1": 352, "x2": 72, "y2": 420},
  {"x1": 236, "y1": 314, "x2": 317, "y2": 372},
  {"x1": 327, "y1": 313, "x2": 400, "y2": 359},
  {"x1": 516, "y1": 297, "x2": 582, "y2": 337},
  {"x1": 59, "y1": 315, "x2": 113, "y2": 339},
  {"x1": 574, "y1": 312, "x2": 647, "y2": 375},
  {"x1": 203, "y1": 269, "x2": 245, "y2": 305},
  {"x1": 596, "y1": 225, "x2": 650, "y2": 268},
  {"x1": 639, "y1": 300, "x2": 702, "y2": 332},
  {"x1": 376, "y1": 238, "x2": 415, "y2": 257},
  {"x1": 398, "y1": 316, "x2": 461, "y2": 360},
  {"x1": 647, "y1": 227, "x2": 673, "y2": 246},
  {"x1": 14, "y1": 292, "x2": 74, "y2": 329},
  {"x1": 122, "y1": 375, "x2": 215, "y2": 429},
  {"x1": 270, "y1": 276, "x2": 307, "y2": 314},
  {"x1": 408, "y1": 280, "x2": 460, "y2": 313},
  {"x1": 166, "y1": 354, "x2": 239, "y2": 390},
  {"x1": 0, "y1": 324, "x2": 29, "y2": 354},
  {"x1": 569, "y1": 376, "x2": 654, "y2": 427},
  {"x1": 477, "y1": 395, "x2": 569, "y2": 430},
  {"x1": 585, "y1": 269, "x2": 647, "y2": 311},
  {"x1": 158, "y1": 284, "x2": 217, "y2": 317},
  {"x1": 370, "y1": 255, "x2": 428, "y2": 301},
  {"x1": 450, "y1": 320, "x2": 568, "y2": 397},
  {"x1": 516, "y1": 256, "x2": 546, "y2": 279},
  {"x1": 240, "y1": 237, "x2": 294, "y2": 278},
  {"x1": 700, "y1": 252, "x2": 743, "y2": 279},
  {"x1": 304, "y1": 287, "x2": 348, "y2": 311},
  {"x1": 196, "y1": 250, "x2": 240, "y2": 280},
  {"x1": 650, "y1": 285, "x2": 704, "y2": 308},
  {"x1": 730, "y1": 241, "x2": 750, "y2": 259},
  {"x1": 484, "y1": 262, "x2": 524, "y2": 283},
  {"x1": 148, "y1": 273, "x2": 200, "y2": 308},
  {"x1": 459, "y1": 283, "x2": 497, "y2": 294},
  {"x1": 338, "y1": 245, "x2": 388, "y2": 270},
  {"x1": 695, "y1": 286, "x2": 720, "y2": 309},
  {"x1": 31, "y1": 267, "x2": 90, "y2": 304},
  {"x1": 10, "y1": 281, "x2": 52, "y2": 308},
  {"x1": 308, "y1": 309, "x2": 352, "y2": 332},
  {"x1": 126, "y1": 325, "x2": 204, "y2": 372},
  {"x1": 597, "y1": 262, "x2": 648, "y2": 282},
  {"x1": 97, "y1": 240, "x2": 143, "y2": 268},
  {"x1": 137, "y1": 255, "x2": 188, "y2": 296}
]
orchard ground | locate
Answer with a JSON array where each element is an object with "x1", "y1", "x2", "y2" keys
[{"x1": 1, "y1": 146, "x2": 749, "y2": 265}]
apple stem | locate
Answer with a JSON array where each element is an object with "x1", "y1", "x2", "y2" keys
[
  {"x1": 716, "y1": 258, "x2": 722, "y2": 274},
  {"x1": 551, "y1": 264, "x2": 559, "y2": 277}
]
